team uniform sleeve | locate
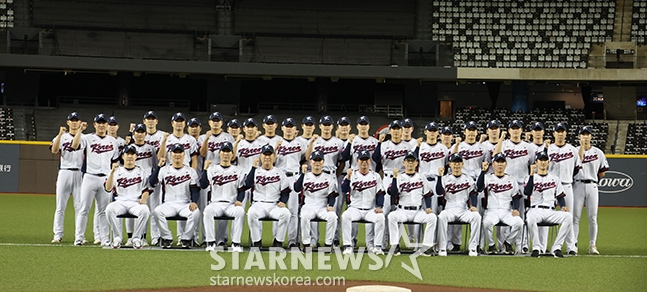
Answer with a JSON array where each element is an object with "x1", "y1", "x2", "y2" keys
[
  {"x1": 140, "y1": 169, "x2": 151, "y2": 196},
  {"x1": 189, "y1": 168, "x2": 200, "y2": 203},
  {"x1": 327, "y1": 176, "x2": 339, "y2": 207},
  {"x1": 598, "y1": 149, "x2": 610, "y2": 174}
]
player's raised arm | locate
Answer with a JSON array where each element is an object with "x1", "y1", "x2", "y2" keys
[
  {"x1": 304, "y1": 134, "x2": 319, "y2": 161},
  {"x1": 199, "y1": 130, "x2": 212, "y2": 157},
  {"x1": 104, "y1": 163, "x2": 119, "y2": 192},
  {"x1": 51, "y1": 127, "x2": 67, "y2": 154},
  {"x1": 71, "y1": 122, "x2": 86, "y2": 150},
  {"x1": 157, "y1": 132, "x2": 170, "y2": 161},
  {"x1": 492, "y1": 131, "x2": 506, "y2": 156},
  {"x1": 452, "y1": 136, "x2": 461, "y2": 154}
]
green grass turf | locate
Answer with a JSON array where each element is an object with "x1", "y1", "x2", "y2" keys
[{"x1": 1, "y1": 194, "x2": 646, "y2": 292}]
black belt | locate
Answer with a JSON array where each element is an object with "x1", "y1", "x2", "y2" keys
[
  {"x1": 254, "y1": 200, "x2": 278, "y2": 204},
  {"x1": 531, "y1": 205, "x2": 554, "y2": 210},
  {"x1": 285, "y1": 172, "x2": 298, "y2": 177},
  {"x1": 561, "y1": 182, "x2": 572, "y2": 185},
  {"x1": 322, "y1": 170, "x2": 331, "y2": 174},
  {"x1": 88, "y1": 173, "x2": 106, "y2": 177},
  {"x1": 577, "y1": 180, "x2": 597, "y2": 184},
  {"x1": 61, "y1": 168, "x2": 80, "y2": 171},
  {"x1": 399, "y1": 205, "x2": 421, "y2": 211},
  {"x1": 215, "y1": 200, "x2": 231, "y2": 203},
  {"x1": 356, "y1": 207, "x2": 372, "y2": 211}
]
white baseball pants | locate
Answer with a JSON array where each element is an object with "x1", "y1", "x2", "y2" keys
[
  {"x1": 300, "y1": 205, "x2": 338, "y2": 246},
  {"x1": 106, "y1": 201, "x2": 150, "y2": 240},
  {"x1": 526, "y1": 208, "x2": 574, "y2": 253},
  {"x1": 247, "y1": 202, "x2": 290, "y2": 243},
  {"x1": 76, "y1": 174, "x2": 111, "y2": 244},
  {"x1": 203, "y1": 202, "x2": 245, "y2": 244},
  {"x1": 341, "y1": 207, "x2": 385, "y2": 248},
  {"x1": 154, "y1": 202, "x2": 201, "y2": 241},
  {"x1": 437, "y1": 208, "x2": 481, "y2": 251},
  {"x1": 53, "y1": 169, "x2": 82, "y2": 240},
  {"x1": 388, "y1": 208, "x2": 437, "y2": 247}
]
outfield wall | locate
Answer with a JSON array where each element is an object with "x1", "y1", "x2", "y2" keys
[{"x1": 0, "y1": 142, "x2": 645, "y2": 207}]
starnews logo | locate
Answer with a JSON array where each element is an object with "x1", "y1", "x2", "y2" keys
[{"x1": 209, "y1": 233, "x2": 427, "y2": 280}]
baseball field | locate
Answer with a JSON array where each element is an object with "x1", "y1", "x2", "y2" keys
[{"x1": 1, "y1": 193, "x2": 646, "y2": 292}]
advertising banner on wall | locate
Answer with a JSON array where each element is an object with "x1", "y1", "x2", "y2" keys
[
  {"x1": 0, "y1": 144, "x2": 20, "y2": 192},
  {"x1": 599, "y1": 158, "x2": 646, "y2": 207}
]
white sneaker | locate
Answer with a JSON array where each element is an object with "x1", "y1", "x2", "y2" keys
[
  {"x1": 51, "y1": 237, "x2": 62, "y2": 244},
  {"x1": 589, "y1": 246, "x2": 600, "y2": 255},
  {"x1": 373, "y1": 247, "x2": 385, "y2": 255},
  {"x1": 141, "y1": 239, "x2": 149, "y2": 246},
  {"x1": 112, "y1": 237, "x2": 122, "y2": 249},
  {"x1": 469, "y1": 249, "x2": 478, "y2": 257},
  {"x1": 438, "y1": 250, "x2": 447, "y2": 256},
  {"x1": 343, "y1": 247, "x2": 353, "y2": 254},
  {"x1": 133, "y1": 238, "x2": 142, "y2": 249},
  {"x1": 125, "y1": 238, "x2": 133, "y2": 246}
]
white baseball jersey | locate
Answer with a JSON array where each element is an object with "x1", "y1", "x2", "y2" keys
[
  {"x1": 82, "y1": 133, "x2": 120, "y2": 175},
  {"x1": 51, "y1": 133, "x2": 85, "y2": 169},
  {"x1": 109, "y1": 166, "x2": 150, "y2": 202},
  {"x1": 258, "y1": 135, "x2": 283, "y2": 149},
  {"x1": 391, "y1": 172, "x2": 432, "y2": 207},
  {"x1": 236, "y1": 139, "x2": 263, "y2": 173},
  {"x1": 198, "y1": 132, "x2": 235, "y2": 165},
  {"x1": 145, "y1": 130, "x2": 166, "y2": 150},
  {"x1": 456, "y1": 141, "x2": 488, "y2": 179},
  {"x1": 482, "y1": 173, "x2": 520, "y2": 209},
  {"x1": 438, "y1": 174, "x2": 476, "y2": 210},
  {"x1": 250, "y1": 167, "x2": 290, "y2": 202},
  {"x1": 300, "y1": 172, "x2": 339, "y2": 207},
  {"x1": 206, "y1": 164, "x2": 245, "y2": 203},
  {"x1": 132, "y1": 143, "x2": 157, "y2": 175},
  {"x1": 574, "y1": 146, "x2": 609, "y2": 181},
  {"x1": 403, "y1": 138, "x2": 418, "y2": 149},
  {"x1": 377, "y1": 140, "x2": 416, "y2": 174},
  {"x1": 348, "y1": 135, "x2": 379, "y2": 171},
  {"x1": 529, "y1": 142, "x2": 546, "y2": 157},
  {"x1": 418, "y1": 142, "x2": 450, "y2": 179},
  {"x1": 157, "y1": 165, "x2": 199, "y2": 203},
  {"x1": 339, "y1": 138, "x2": 351, "y2": 173},
  {"x1": 275, "y1": 138, "x2": 307, "y2": 174},
  {"x1": 115, "y1": 136, "x2": 126, "y2": 153},
  {"x1": 547, "y1": 144, "x2": 582, "y2": 184},
  {"x1": 528, "y1": 173, "x2": 565, "y2": 207},
  {"x1": 481, "y1": 140, "x2": 498, "y2": 174},
  {"x1": 165, "y1": 134, "x2": 199, "y2": 167},
  {"x1": 500, "y1": 140, "x2": 535, "y2": 185},
  {"x1": 346, "y1": 170, "x2": 384, "y2": 209},
  {"x1": 311, "y1": 136, "x2": 344, "y2": 173}
]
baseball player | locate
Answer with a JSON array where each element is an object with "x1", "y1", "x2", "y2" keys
[
  {"x1": 199, "y1": 141, "x2": 246, "y2": 252},
  {"x1": 274, "y1": 117, "x2": 308, "y2": 248},
  {"x1": 547, "y1": 122, "x2": 581, "y2": 256},
  {"x1": 73, "y1": 114, "x2": 120, "y2": 246},
  {"x1": 440, "y1": 126, "x2": 455, "y2": 149},
  {"x1": 526, "y1": 121, "x2": 549, "y2": 252},
  {"x1": 107, "y1": 116, "x2": 126, "y2": 152},
  {"x1": 481, "y1": 120, "x2": 501, "y2": 167},
  {"x1": 186, "y1": 117, "x2": 206, "y2": 245},
  {"x1": 296, "y1": 116, "x2": 316, "y2": 147},
  {"x1": 50, "y1": 112, "x2": 85, "y2": 243},
  {"x1": 436, "y1": 153, "x2": 481, "y2": 257},
  {"x1": 294, "y1": 150, "x2": 339, "y2": 251},
  {"x1": 401, "y1": 118, "x2": 419, "y2": 149},
  {"x1": 150, "y1": 143, "x2": 201, "y2": 248},
  {"x1": 258, "y1": 115, "x2": 283, "y2": 149},
  {"x1": 226, "y1": 119, "x2": 242, "y2": 139},
  {"x1": 476, "y1": 153, "x2": 524, "y2": 254},
  {"x1": 387, "y1": 151, "x2": 437, "y2": 257},
  {"x1": 573, "y1": 126, "x2": 609, "y2": 255},
  {"x1": 417, "y1": 122, "x2": 450, "y2": 214},
  {"x1": 305, "y1": 115, "x2": 345, "y2": 176},
  {"x1": 142, "y1": 110, "x2": 166, "y2": 246},
  {"x1": 245, "y1": 144, "x2": 291, "y2": 248},
  {"x1": 158, "y1": 112, "x2": 199, "y2": 170},
  {"x1": 340, "y1": 150, "x2": 386, "y2": 255},
  {"x1": 104, "y1": 145, "x2": 151, "y2": 249},
  {"x1": 234, "y1": 118, "x2": 263, "y2": 206},
  {"x1": 341, "y1": 116, "x2": 379, "y2": 171},
  {"x1": 524, "y1": 152, "x2": 575, "y2": 258}
]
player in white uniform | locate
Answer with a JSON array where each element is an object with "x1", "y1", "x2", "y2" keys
[
  {"x1": 226, "y1": 119, "x2": 242, "y2": 140},
  {"x1": 440, "y1": 126, "x2": 455, "y2": 149},
  {"x1": 306, "y1": 115, "x2": 344, "y2": 176},
  {"x1": 547, "y1": 122, "x2": 581, "y2": 256},
  {"x1": 573, "y1": 126, "x2": 609, "y2": 255},
  {"x1": 401, "y1": 118, "x2": 419, "y2": 149},
  {"x1": 200, "y1": 141, "x2": 246, "y2": 252},
  {"x1": 73, "y1": 114, "x2": 120, "y2": 246},
  {"x1": 294, "y1": 150, "x2": 339, "y2": 251},
  {"x1": 50, "y1": 112, "x2": 85, "y2": 243},
  {"x1": 234, "y1": 118, "x2": 263, "y2": 206},
  {"x1": 258, "y1": 115, "x2": 283, "y2": 149},
  {"x1": 481, "y1": 120, "x2": 501, "y2": 164},
  {"x1": 245, "y1": 144, "x2": 291, "y2": 248},
  {"x1": 186, "y1": 117, "x2": 206, "y2": 245},
  {"x1": 476, "y1": 153, "x2": 524, "y2": 254},
  {"x1": 150, "y1": 143, "x2": 201, "y2": 248},
  {"x1": 526, "y1": 121, "x2": 549, "y2": 253},
  {"x1": 387, "y1": 151, "x2": 437, "y2": 256},
  {"x1": 525, "y1": 152, "x2": 575, "y2": 258},
  {"x1": 296, "y1": 116, "x2": 316, "y2": 147},
  {"x1": 340, "y1": 150, "x2": 386, "y2": 255},
  {"x1": 104, "y1": 145, "x2": 151, "y2": 249},
  {"x1": 142, "y1": 111, "x2": 166, "y2": 246},
  {"x1": 436, "y1": 153, "x2": 481, "y2": 256},
  {"x1": 418, "y1": 122, "x2": 450, "y2": 213},
  {"x1": 159, "y1": 112, "x2": 199, "y2": 170},
  {"x1": 342, "y1": 116, "x2": 379, "y2": 171}
]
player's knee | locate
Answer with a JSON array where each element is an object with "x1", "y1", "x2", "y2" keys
[{"x1": 482, "y1": 219, "x2": 495, "y2": 228}]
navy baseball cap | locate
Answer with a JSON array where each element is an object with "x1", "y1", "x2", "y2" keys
[
  {"x1": 536, "y1": 151, "x2": 549, "y2": 160},
  {"x1": 441, "y1": 126, "x2": 454, "y2": 134},
  {"x1": 492, "y1": 153, "x2": 507, "y2": 162},
  {"x1": 319, "y1": 115, "x2": 333, "y2": 125},
  {"x1": 486, "y1": 120, "x2": 501, "y2": 129},
  {"x1": 108, "y1": 116, "x2": 118, "y2": 125},
  {"x1": 227, "y1": 119, "x2": 241, "y2": 128},
  {"x1": 94, "y1": 114, "x2": 108, "y2": 123},
  {"x1": 357, "y1": 150, "x2": 371, "y2": 160},
  {"x1": 464, "y1": 121, "x2": 478, "y2": 130},
  {"x1": 170, "y1": 143, "x2": 185, "y2": 153},
  {"x1": 337, "y1": 116, "x2": 351, "y2": 125},
  {"x1": 67, "y1": 112, "x2": 81, "y2": 120},
  {"x1": 243, "y1": 118, "x2": 257, "y2": 127},
  {"x1": 389, "y1": 120, "x2": 402, "y2": 129},
  {"x1": 448, "y1": 153, "x2": 463, "y2": 162},
  {"x1": 220, "y1": 141, "x2": 233, "y2": 152},
  {"x1": 122, "y1": 144, "x2": 137, "y2": 155},
  {"x1": 143, "y1": 111, "x2": 158, "y2": 119},
  {"x1": 425, "y1": 122, "x2": 439, "y2": 131},
  {"x1": 261, "y1": 144, "x2": 274, "y2": 155},
  {"x1": 188, "y1": 118, "x2": 201, "y2": 126},
  {"x1": 509, "y1": 120, "x2": 523, "y2": 129},
  {"x1": 357, "y1": 116, "x2": 370, "y2": 124},
  {"x1": 402, "y1": 118, "x2": 414, "y2": 127},
  {"x1": 133, "y1": 123, "x2": 146, "y2": 132},
  {"x1": 553, "y1": 123, "x2": 567, "y2": 131},
  {"x1": 310, "y1": 150, "x2": 324, "y2": 161},
  {"x1": 171, "y1": 112, "x2": 186, "y2": 122},
  {"x1": 209, "y1": 112, "x2": 223, "y2": 121},
  {"x1": 263, "y1": 115, "x2": 277, "y2": 124},
  {"x1": 579, "y1": 126, "x2": 592, "y2": 135},
  {"x1": 302, "y1": 116, "x2": 315, "y2": 125},
  {"x1": 404, "y1": 151, "x2": 417, "y2": 160},
  {"x1": 282, "y1": 118, "x2": 296, "y2": 127},
  {"x1": 531, "y1": 122, "x2": 545, "y2": 130}
]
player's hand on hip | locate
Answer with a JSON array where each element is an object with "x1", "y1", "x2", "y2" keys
[
  {"x1": 374, "y1": 207, "x2": 383, "y2": 214},
  {"x1": 277, "y1": 202, "x2": 286, "y2": 208},
  {"x1": 469, "y1": 206, "x2": 478, "y2": 212},
  {"x1": 138, "y1": 198, "x2": 148, "y2": 205},
  {"x1": 189, "y1": 202, "x2": 198, "y2": 211},
  {"x1": 511, "y1": 209, "x2": 520, "y2": 217}
]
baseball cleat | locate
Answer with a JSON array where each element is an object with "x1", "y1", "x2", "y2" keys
[
  {"x1": 568, "y1": 251, "x2": 577, "y2": 256},
  {"x1": 450, "y1": 244, "x2": 461, "y2": 252},
  {"x1": 232, "y1": 243, "x2": 243, "y2": 252},
  {"x1": 74, "y1": 240, "x2": 84, "y2": 246},
  {"x1": 421, "y1": 246, "x2": 435, "y2": 257},
  {"x1": 343, "y1": 246, "x2": 353, "y2": 254},
  {"x1": 92, "y1": 240, "x2": 100, "y2": 245},
  {"x1": 504, "y1": 242, "x2": 514, "y2": 255},
  {"x1": 531, "y1": 250, "x2": 540, "y2": 257},
  {"x1": 205, "y1": 242, "x2": 216, "y2": 252},
  {"x1": 487, "y1": 245, "x2": 497, "y2": 255},
  {"x1": 522, "y1": 247, "x2": 529, "y2": 254},
  {"x1": 125, "y1": 238, "x2": 133, "y2": 246},
  {"x1": 112, "y1": 237, "x2": 122, "y2": 249},
  {"x1": 161, "y1": 239, "x2": 173, "y2": 249},
  {"x1": 132, "y1": 238, "x2": 142, "y2": 249},
  {"x1": 151, "y1": 238, "x2": 159, "y2": 246},
  {"x1": 392, "y1": 244, "x2": 401, "y2": 256},
  {"x1": 553, "y1": 250, "x2": 564, "y2": 258},
  {"x1": 589, "y1": 246, "x2": 600, "y2": 255},
  {"x1": 438, "y1": 250, "x2": 447, "y2": 256},
  {"x1": 372, "y1": 246, "x2": 385, "y2": 255},
  {"x1": 180, "y1": 239, "x2": 192, "y2": 249},
  {"x1": 51, "y1": 238, "x2": 62, "y2": 244},
  {"x1": 141, "y1": 239, "x2": 149, "y2": 247},
  {"x1": 469, "y1": 249, "x2": 478, "y2": 257}
]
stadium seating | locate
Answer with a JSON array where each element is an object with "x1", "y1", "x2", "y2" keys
[
  {"x1": 625, "y1": 123, "x2": 647, "y2": 154},
  {"x1": 0, "y1": 107, "x2": 15, "y2": 140},
  {"x1": 631, "y1": 0, "x2": 647, "y2": 44}
]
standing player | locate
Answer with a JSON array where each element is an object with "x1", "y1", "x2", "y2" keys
[
  {"x1": 187, "y1": 117, "x2": 205, "y2": 245},
  {"x1": 440, "y1": 126, "x2": 455, "y2": 149},
  {"x1": 142, "y1": 110, "x2": 166, "y2": 246},
  {"x1": 294, "y1": 150, "x2": 339, "y2": 251},
  {"x1": 573, "y1": 126, "x2": 609, "y2": 255},
  {"x1": 436, "y1": 154, "x2": 481, "y2": 257},
  {"x1": 340, "y1": 150, "x2": 386, "y2": 255},
  {"x1": 481, "y1": 120, "x2": 501, "y2": 166},
  {"x1": 50, "y1": 112, "x2": 85, "y2": 243},
  {"x1": 200, "y1": 141, "x2": 246, "y2": 252},
  {"x1": 387, "y1": 151, "x2": 437, "y2": 256},
  {"x1": 417, "y1": 122, "x2": 450, "y2": 213},
  {"x1": 525, "y1": 152, "x2": 574, "y2": 258},
  {"x1": 104, "y1": 145, "x2": 151, "y2": 249},
  {"x1": 150, "y1": 143, "x2": 201, "y2": 248},
  {"x1": 258, "y1": 114, "x2": 283, "y2": 149},
  {"x1": 401, "y1": 118, "x2": 418, "y2": 149},
  {"x1": 234, "y1": 118, "x2": 263, "y2": 205},
  {"x1": 296, "y1": 116, "x2": 316, "y2": 148},
  {"x1": 226, "y1": 119, "x2": 242, "y2": 139},
  {"x1": 342, "y1": 116, "x2": 379, "y2": 171},
  {"x1": 73, "y1": 114, "x2": 120, "y2": 246},
  {"x1": 305, "y1": 115, "x2": 345, "y2": 176},
  {"x1": 159, "y1": 112, "x2": 199, "y2": 170},
  {"x1": 547, "y1": 122, "x2": 581, "y2": 256},
  {"x1": 245, "y1": 144, "x2": 291, "y2": 248}
]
